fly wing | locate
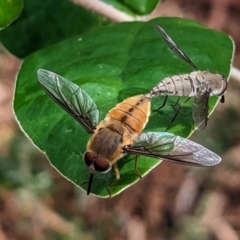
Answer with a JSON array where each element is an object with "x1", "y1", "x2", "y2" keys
[
  {"x1": 37, "y1": 69, "x2": 99, "y2": 134},
  {"x1": 124, "y1": 132, "x2": 221, "y2": 166},
  {"x1": 154, "y1": 24, "x2": 199, "y2": 71},
  {"x1": 192, "y1": 91, "x2": 210, "y2": 130}
]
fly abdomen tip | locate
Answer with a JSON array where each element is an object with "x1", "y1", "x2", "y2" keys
[
  {"x1": 144, "y1": 93, "x2": 152, "y2": 99},
  {"x1": 149, "y1": 87, "x2": 165, "y2": 97}
]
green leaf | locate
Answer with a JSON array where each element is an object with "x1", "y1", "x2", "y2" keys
[
  {"x1": 0, "y1": 0, "x2": 23, "y2": 29},
  {"x1": 0, "y1": 0, "x2": 107, "y2": 57},
  {"x1": 121, "y1": 0, "x2": 159, "y2": 14},
  {"x1": 14, "y1": 17, "x2": 234, "y2": 198},
  {"x1": 102, "y1": 0, "x2": 137, "y2": 16},
  {"x1": 102, "y1": 0, "x2": 159, "y2": 15}
]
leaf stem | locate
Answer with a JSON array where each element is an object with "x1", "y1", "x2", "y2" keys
[{"x1": 71, "y1": 0, "x2": 136, "y2": 22}]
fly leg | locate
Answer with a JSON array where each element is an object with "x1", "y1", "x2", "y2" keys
[
  {"x1": 171, "y1": 97, "x2": 180, "y2": 109},
  {"x1": 154, "y1": 96, "x2": 168, "y2": 111},
  {"x1": 107, "y1": 163, "x2": 120, "y2": 198},
  {"x1": 166, "y1": 97, "x2": 191, "y2": 131},
  {"x1": 134, "y1": 155, "x2": 142, "y2": 179}
]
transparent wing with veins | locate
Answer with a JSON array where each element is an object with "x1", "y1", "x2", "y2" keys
[
  {"x1": 192, "y1": 91, "x2": 210, "y2": 130},
  {"x1": 37, "y1": 69, "x2": 99, "y2": 134},
  {"x1": 124, "y1": 132, "x2": 221, "y2": 167},
  {"x1": 154, "y1": 24, "x2": 199, "y2": 71}
]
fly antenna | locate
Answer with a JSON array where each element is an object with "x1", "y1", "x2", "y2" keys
[{"x1": 87, "y1": 173, "x2": 94, "y2": 195}]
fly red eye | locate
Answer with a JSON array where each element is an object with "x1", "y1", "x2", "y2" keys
[
  {"x1": 83, "y1": 151, "x2": 95, "y2": 166},
  {"x1": 94, "y1": 157, "x2": 111, "y2": 173},
  {"x1": 83, "y1": 152, "x2": 111, "y2": 173}
]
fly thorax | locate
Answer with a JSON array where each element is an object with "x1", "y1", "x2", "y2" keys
[
  {"x1": 87, "y1": 122, "x2": 124, "y2": 163},
  {"x1": 189, "y1": 71, "x2": 206, "y2": 96},
  {"x1": 195, "y1": 72, "x2": 227, "y2": 96}
]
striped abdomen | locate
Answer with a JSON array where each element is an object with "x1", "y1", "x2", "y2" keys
[
  {"x1": 106, "y1": 95, "x2": 151, "y2": 135},
  {"x1": 150, "y1": 71, "x2": 227, "y2": 97}
]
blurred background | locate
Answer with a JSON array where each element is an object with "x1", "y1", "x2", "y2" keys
[{"x1": 0, "y1": 0, "x2": 240, "y2": 239}]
